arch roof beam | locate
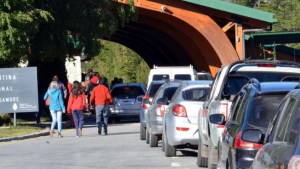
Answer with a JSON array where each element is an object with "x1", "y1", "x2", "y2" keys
[{"x1": 181, "y1": 0, "x2": 276, "y2": 24}]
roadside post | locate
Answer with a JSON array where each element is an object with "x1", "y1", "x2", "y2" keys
[{"x1": 0, "y1": 67, "x2": 39, "y2": 126}]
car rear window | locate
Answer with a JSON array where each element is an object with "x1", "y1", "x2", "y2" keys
[
  {"x1": 231, "y1": 71, "x2": 300, "y2": 82},
  {"x1": 247, "y1": 93, "x2": 287, "y2": 128},
  {"x1": 197, "y1": 74, "x2": 213, "y2": 80},
  {"x1": 153, "y1": 74, "x2": 169, "y2": 81},
  {"x1": 163, "y1": 87, "x2": 179, "y2": 100},
  {"x1": 174, "y1": 74, "x2": 191, "y2": 80},
  {"x1": 111, "y1": 86, "x2": 145, "y2": 98},
  {"x1": 183, "y1": 88, "x2": 211, "y2": 101},
  {"x1": 149, "y1": 83, "x2": 164, "y2": 97}
]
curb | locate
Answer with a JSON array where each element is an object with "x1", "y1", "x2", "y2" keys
[
  {"x1": 0, "y1": 128, "x2": 50, "y2": 142},
  {"x1": 0, "y1": 121, "x2": 72, "y2": 143}
]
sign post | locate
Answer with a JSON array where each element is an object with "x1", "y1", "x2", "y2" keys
[{"x1": 0, "y1": 67, "x2": 39, "y2": 126}]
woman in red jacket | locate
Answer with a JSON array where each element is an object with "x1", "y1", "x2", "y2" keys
[{"x1": 67, "y1": 81, "x2": 88, "y2": 137}]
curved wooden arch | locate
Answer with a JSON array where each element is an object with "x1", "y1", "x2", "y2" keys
[{"x1": 118, "y1": 0, "x2": 240, "y2": 75}]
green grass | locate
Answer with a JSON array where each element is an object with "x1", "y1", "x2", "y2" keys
[{"x1": 0, "y1": 126, "x2": 43, "y2": 138}]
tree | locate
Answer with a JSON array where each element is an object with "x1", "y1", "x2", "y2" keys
[{"x1": 0, "y1": 0, "x2": 52, "y2": 67}]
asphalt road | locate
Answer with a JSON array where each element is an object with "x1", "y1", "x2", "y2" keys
[{"x1": 0, "y1": 119, "x2": 205, "y2": 169}]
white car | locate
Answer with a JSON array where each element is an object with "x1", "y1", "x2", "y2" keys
[
  {"x1": 197, "y1": 60, "x2": 300, "y2": 168},
  {"x1": 162, "y1": 80, "x2": 212, "y2": 157}
]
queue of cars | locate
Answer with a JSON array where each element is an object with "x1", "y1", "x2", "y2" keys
[{"x1": 110, "y1": 61, "x2": 300, "y2": 169}]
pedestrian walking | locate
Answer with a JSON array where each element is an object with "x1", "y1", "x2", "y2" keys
[
  {"x1": 52, "y1": 75, "x2": 68, "y2": 99},
  {"x1": 67, "y1": 81, "x2": 88, "y2": 137},
  {"x1": 44, "y1": 81, "x2": 66, "y2": 138},
  {"x1": 90, "y1": 77, "x2": 112, "y2": 135}
]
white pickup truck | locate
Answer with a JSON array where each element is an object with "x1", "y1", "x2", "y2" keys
[{"x1": 197, "y1": 60, "x2": 300, "y2": 168}]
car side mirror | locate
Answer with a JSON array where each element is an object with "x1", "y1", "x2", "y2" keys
[
  {"x1": 241, "y1": 129, "x2": 264, "y2": 144},
  {"x1": 209, "y1": 114, "x2": 226, "y2": 125},
  {"x1": 136, "y1": 95, "x2": 143, "y2": 103},
  {"x1": 157, "y1": 97, "x2": 168, "y2": 105}
]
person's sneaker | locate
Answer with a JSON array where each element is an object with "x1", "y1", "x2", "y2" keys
[
  {"x1": 58, "y1": 133, "x2": 63, "y2": 138},
  {"x1": 98, "y1": 127, "x2": 101, "y2": 135},
  {"x1": 78, "y1": 128, "x2": 82, "y2": 137},
  {"x1": 50, "y1": 130, "x2": 54, "y2": 137}
]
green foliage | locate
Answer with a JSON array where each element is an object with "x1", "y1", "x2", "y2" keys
[
  {"x1": 83, "y1": 40, "x2": 150, "y2": 86},
  {"x1": 0, "y1": 0, "x2": 53, "y2": 67},
  {"x1": 0, "y1": 0, "x2": 137, "y2": 67}
]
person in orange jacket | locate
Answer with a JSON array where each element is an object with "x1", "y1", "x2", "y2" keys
[
  {"x1": 90, "y1": 77, "x2": 112, "y2": 135},
  {"x1": 67, "y1": 81, "x2": 88, "y2": 137}
]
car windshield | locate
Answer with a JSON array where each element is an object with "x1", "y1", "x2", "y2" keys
[
  {"x1": 247, "y1": 93, "x2": 287, "y2": 128},
  {"x1": 111, "y1": 86, "x2": 145, "y2": 99},
  {"x1": 174, "y1": 74, "x2": 191, "y2": 80},
  {"x1": 149, "y1": 83, "x2": 164, "y2": 97},
  {"x1": 183, "y1": 87, "x2": 211, "y2": 101},
  {"x1": 153, "y1": 74, "x2": 169, "y2": 81}
]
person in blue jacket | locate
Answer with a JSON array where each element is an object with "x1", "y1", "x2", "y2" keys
[{"x1": 44, "y1": 81, "x2": 66, "y2": 138}]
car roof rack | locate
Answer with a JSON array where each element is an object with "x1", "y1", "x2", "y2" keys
[{"x1": 248, "y1": 78, "x2": 261, "y2": 90}]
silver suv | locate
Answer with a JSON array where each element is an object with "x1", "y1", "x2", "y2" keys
[
  {"x1": 197, "y1": 60, "x2": 300, "y2": 168},
  {"x1": 145, "y1": 81, "x2": 181, "y2": 147}
]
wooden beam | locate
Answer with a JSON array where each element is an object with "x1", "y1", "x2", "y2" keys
[
  {"x1": 222, "y1": 22, "x2": 235, "y2": 32},
  {"x1": 235, "y1": 23, "x2": 243, "y2": 60}
]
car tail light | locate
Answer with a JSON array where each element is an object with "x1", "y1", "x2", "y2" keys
[
  {"x1": 234, "y1": 131, "x2": 263, "y2": 149},
  {"x1": 143, "y1": 94, "x2": 150, "y2": 99},
  {"x1": 142, "y1": 103, "x2": 149, "y2": 109},
  {"x1": 257, "y1": 63, "x2": 276, "y2": 68},
  {"x1": 156, "y1": 104, "x2": 165, "y2": 116},
  {"x1": 216, "y1": 103, "x2": 228, "y2": 128},
  {"x1": 172, "y1": 104, "x2": 187, "y2": 117},
  {"x1": 176, "y1": 127, "x2": 189, "y2": 131}
]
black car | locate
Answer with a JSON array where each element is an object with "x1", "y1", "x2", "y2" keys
[
  {"x1": 210, "y1": 79, "x2": 299, "y2": 169},
  {"x1": 242, "y1": 88, "x2": 300, "y2": 169}
]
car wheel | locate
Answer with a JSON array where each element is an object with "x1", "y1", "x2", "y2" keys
[
  {"x1": 208, "y1": 139, "x2": 218, "y2": 169},
  {"x1": 140, "y1": 125, "x2": 146, "y2": 140},
  {"x1": 146, "y1": 129, "x2": 150, "y2": 144},
  {"x1": 164, "y1": 134, "x2": 176, "y2": 157},
  {"x1": 150, "y1": 133, "x2": 158, "y2": 147},
  {"x1": 196, "y1": 139, "x2": 208, "y2": 167}
]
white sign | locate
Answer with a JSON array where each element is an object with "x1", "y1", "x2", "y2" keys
[{"x1": 0, "y1": 67, "x2": 39, "y2": 113}]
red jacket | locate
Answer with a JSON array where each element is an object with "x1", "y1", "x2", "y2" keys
[
  {"x1": 67, "y1": 93, "x2": 88, "y2": 113},
  {"x1": 90, "y1": 84, "x2": 112, "y2": 106}
]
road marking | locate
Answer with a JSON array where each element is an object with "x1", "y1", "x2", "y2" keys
[{"x1": 171, "y1": 162, "x2": 181, "y2": 167}]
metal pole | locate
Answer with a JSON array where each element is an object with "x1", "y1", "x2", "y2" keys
[{"x1": 14, "y1": 112, "x2": 16, "y2": 127}]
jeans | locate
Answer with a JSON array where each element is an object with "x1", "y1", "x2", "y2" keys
[
  {"x1": 72, "y1": 110, "x2": 84, "y2": 136},
  {"x1": 95, "y1": 105, "x2": 108, "y2": 133},
  {"x1": 50, "y1": 110, "x2": 63, "y2": 134}
]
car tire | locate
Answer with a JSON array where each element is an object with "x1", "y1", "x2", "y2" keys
[
  {"x1": 140, "y1": 125, "x2": 146, "y2": 140},
  {"x1": 146, "y1": 129, "x2": 150, "y2": 144},
  {"x1": 208, "y1": 139, "x2": 218, "y2": 169},
  {"x1": 150, "y1": 133, "x2": 158, "y2": 147},
  {"x1": 164, "y1": 134, "x2": 176, "y2": 157},
  {"x1": 196, "y1": 139, "x2": 208, "y2": 167}
]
